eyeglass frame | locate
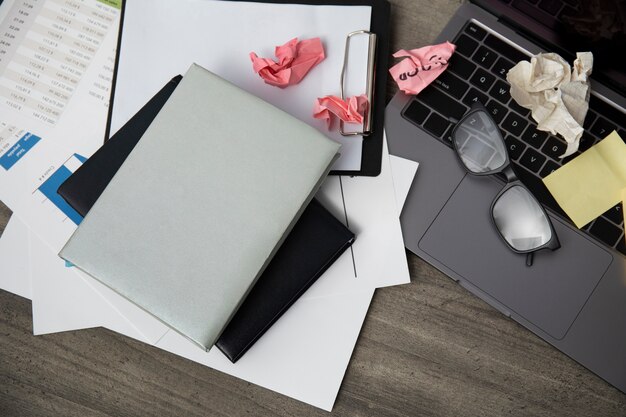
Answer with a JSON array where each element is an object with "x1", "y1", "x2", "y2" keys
[{"x1": 449, "y1": 102, "x2": 561, "y2": 266}]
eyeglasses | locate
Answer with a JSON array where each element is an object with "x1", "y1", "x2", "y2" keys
[{"x1": 450, "y1": 102, "x2": 560, "y2": 266}]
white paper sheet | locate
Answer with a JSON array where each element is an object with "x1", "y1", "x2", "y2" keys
[
  {"x1": 0, "y1": 0, "x2": 120, "y2": 155},
  {"x1": 112, "y1": 0, "x2": 371, "y2": 171},
  {"x1": 0, "y1": 217, "x2": 31, "y2": 300},
  {"x1": 389, "y1": 155, "x2": 419, "y2": 210}
]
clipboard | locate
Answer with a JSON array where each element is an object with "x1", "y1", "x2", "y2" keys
[{"x1": 105, "y1": 0, "x2": 390, "y2": 177}]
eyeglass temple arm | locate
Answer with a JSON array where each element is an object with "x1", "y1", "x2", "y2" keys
[{"x1": 503, "y1": 165, "x2": 517, "y2": 182}]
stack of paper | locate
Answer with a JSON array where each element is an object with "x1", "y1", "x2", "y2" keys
[{"x1": 0, "y1": 0, "x2": 418, "y2": 411}]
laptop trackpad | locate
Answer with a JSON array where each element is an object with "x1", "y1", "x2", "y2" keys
[{"x1": 419, "y1": 175, "x2": 612, "y2": 340}]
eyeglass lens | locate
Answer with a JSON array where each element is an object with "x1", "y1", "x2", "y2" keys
[
  {"x1": 492, "y1": 185, "x2": 553, "y2": 252},
  {"x1": 453, "y1": 111, "x2": 507, "y2": 173}
]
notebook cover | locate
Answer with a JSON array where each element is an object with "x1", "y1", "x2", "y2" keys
[
  {"x1": 57, "y1": 75, "x2": 183, "y2": 217},
  {"x1": 57, "y1": 75, "x2": 354, "y2": 363},
  {"x1": 216, "y1": 198, "x2": 354, "y2": 362},
  {"x1": 59, "y1": 64, "x2": 341, "y2": 350}
]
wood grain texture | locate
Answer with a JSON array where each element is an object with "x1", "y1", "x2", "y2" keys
[{"x1": 1, "y1": 0, "x2": 626, "y2": 415}]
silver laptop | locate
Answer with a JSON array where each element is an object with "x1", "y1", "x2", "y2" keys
[{"x1": 386, "y1": 0, "x2": 626, "y2": 392}]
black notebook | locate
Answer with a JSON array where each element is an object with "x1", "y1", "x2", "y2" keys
[
  {"x1": 215, "y1": 198, "x2": 354, "y2": 362},
  {"x1": 57, "y1": 76, "x2": 355, "y2": 362}
]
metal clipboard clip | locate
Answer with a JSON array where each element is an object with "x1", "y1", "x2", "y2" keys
[{"x1": 339, "y1": 30, "x2": 377, "y2": 137}]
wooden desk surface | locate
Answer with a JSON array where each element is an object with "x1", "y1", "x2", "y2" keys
[{"x1": 1, "y1": 1, "x2": 626, "y2": 415}]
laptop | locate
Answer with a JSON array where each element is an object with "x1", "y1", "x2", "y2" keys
[{"x1": 386, "y1": 0, "x2": 626, "y2": 392}]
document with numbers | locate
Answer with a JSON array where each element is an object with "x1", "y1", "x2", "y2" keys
[{"x1": 0, "y1": 0, "x2": 120, "y2": 252}]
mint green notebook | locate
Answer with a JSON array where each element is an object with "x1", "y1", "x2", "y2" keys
[{"x1": 60, "y1": 64, "x2": 340, "y2": 350}]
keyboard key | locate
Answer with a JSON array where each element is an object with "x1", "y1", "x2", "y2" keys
[
  {"x1": 470, "y1": 68, "x2": 496, "y2": 92},
  {"x1": 589, "y1": 217, "x2": 622, "y2": 247},
  {"x1": 501, "y1": 112, "x2": 528, "y2": 136},
  {"x1": 462, "y1": 88, "x2": 488, "y2": 107},
  {"x1": 472, "y1": 46, "x2": 498, "y2": 69},
  {"x1": 578, "y1": 133, "x2": 596, "y2": 152},
  {"x1": 590, "y1": 117, "x2": 617, "y2": 139},
  {"x1": 483, "y1": 34, "x2": 528, "y2": 64},
  {"x1": 582, "y1": 111, "x2": 597, "y2": 130},
  {"x1": 491, "y1": 57, "x2": 515, "y2": 79},
  {"x1": 561, "y1": 152, "x2": 579, "y2": 165},
  {"x1": 448, "y1": 54, "x2": 477, "y2": 79},
  {"x1": 504, "y1": 135, "x2": 526, "y2": 160},
  {"x1": 423, "y1": 113, "x2": 451, "y2": 138},
  {"x1": 433, "y1": 71, "x2": 469, "y2": 100},
  {"x1": 512, "y1": 163, "x2": 566, "y2": 217},
  {"x1": 403, "y1": 100, "x2": 430, "y2": 125},
  {"x1": 539, "y1": 160, "x2": 560, "y2": 178},
  {"x1": 602, "y1": 204, "x2": 623, "y2": 225},
  {"x1": 538, "y1": 0, "x2": 562, "y2": 15},
  {"x1": 509, "y1": 99, "x2": 530, "y2": 116},
  {"x1": 455, "y1": 34, "x2": 478, "y2": 57},
  {"x1": 489, "y1": 80, "x2": 510, "y2": 104},
  {"x1": 617, "y1": 238, "x2": 626, "y2": 256},
  {"x1": 486, "y1": 99, "x2": 508, "y2": 124},
  {"x1": 542, "y1": 136, "x2": 567, "y2": 159},
  {"x1": 589, "y1": 95, "x2": 626, "y2": 129},
  {"x1": 417, "y1": 86, "x2": 468, "y2": 120},
  {"x1": 519, "y1": 147, "x2": 546, "y2": 172},
  {"x1": 522, "y1": 125, "x2": 548, "y2": 148},
  {"x1": 442, "y1": 124, "x2": 455, "y2": 147},
  {"x1": 465, "y1": 22, "x2": 487, "y2": 40}
]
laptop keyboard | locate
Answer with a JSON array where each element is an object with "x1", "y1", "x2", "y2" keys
[{"x1": 401, "y1": 21, "x2": 626, "y2": 255}]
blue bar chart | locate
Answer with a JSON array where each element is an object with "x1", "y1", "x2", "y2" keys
[{"x1": 37, "y1": 153, "x2": 85, "y2": 225}]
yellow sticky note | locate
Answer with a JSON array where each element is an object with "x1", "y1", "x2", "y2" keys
[
  {"x1": 623, "y1": 188, "x2": 626, "y2": 243},
  {"x1": 543, "y1": 131, "x2": 626, "y2": 228}
]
